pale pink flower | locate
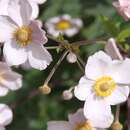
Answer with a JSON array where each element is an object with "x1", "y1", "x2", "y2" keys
[
  {"x1": 0, "y1": 104, "x2": 13, "y2": 130},
  {"x1": 74, "y1": 51, "x2": 130, "y2": 128},
  {"x1": 45, "y1": 14, "x2": 83, "y2": 37},
  {"x1": 113, "y1": 0, "x2": 130, "y2": 21},
  {"x1": 0, "y1": 62, "x2": 22, "y2": 96},
  {"x1": 0, "y1": 0, "x2": 52, "y2": 70},
  {"x1": 47, "y1": 109, "x2": 106, "y2": 130},
  {"x1": 66, "y1": 52, "x2": 77, "y2": 63}
]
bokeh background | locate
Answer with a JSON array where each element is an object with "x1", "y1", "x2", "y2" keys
[{"x1": 1, "y1": 0, "x2": 127, "y2": 130}]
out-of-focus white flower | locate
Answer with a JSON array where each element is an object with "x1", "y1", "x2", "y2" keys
[
  {"x1": 0, "y1": 104, "x2": 13, "y2": 130},
  {"x1": 0, "y1": 0, "x2": 52, "y2": 70},
  {"x1": 0, "y1": 0, "x2": 47, "y2": 19},
  {"x1": 47, "y1": 109, "x2": 106, "y2": 130},
  {"x1": 0, "y1": 62, "x2": 22, "y2": 96},
  {"x1": 113, "y1": 0, "x2": 130, "y2": 21},
  {"x1": 66, "y1": 52, "x2": 77, "y2": 63},
  {"x1": 45, "y1": 14, "x2": 83, "y2": 37},
  {"x1": 105, "y1": 38, "x2": 123, "y2": 60},
  {"x1": 74, "y1": 51, "x2": 130, "y2": 128}
]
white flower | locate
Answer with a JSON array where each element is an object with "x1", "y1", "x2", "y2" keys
[
  {"x1": 0, "y1": 0, "x2": 47, "y2": 19},
  {"x1": 0, "y1": 62, "x2": 22, "y2": 96},
  {"x1": 45, "y1": 14, "x2": 83, "y2": 37},
  {"x1": 47, "y1": 109, "x2": 106, "y2": 130},
  {"x1": 0, "y1": 0, "x2": 52, "y2": 70},
  {"x1": 66, "y1": 52, "x2": 77, "y2": 63},
  {"x1": 105, "y1": 38, "x2": 123, "y2": 60},
  {"x1": 0, "y1": 104, "x2": 13, "y2": 130},
  {"x1": 74, "y1": 51, "x2": 130, "y2": 128}
]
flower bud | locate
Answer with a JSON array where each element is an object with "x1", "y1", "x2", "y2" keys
[
  {"x1": 111, "y1": 121, "x2": 123, "y2": 130},
  {"x1": 39, "y1": 84, "x2": 51, "y2": 95},
  {"x1": 66, "y1": 52, "x2": 77, "y2": 63},
  {"x1": 62, "y1": 90, "x2": 73, "y2": 100}
]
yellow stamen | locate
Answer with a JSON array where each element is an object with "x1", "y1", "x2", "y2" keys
[
  {"x1": 94, "y1": 76, "x2": 117, "y2": 97},
  {"x1": 56, "y1": 20, "x2": 71, "y2": 30},
  {"x1": 14, "y1": 26, "x2": 32, "y2": 47},
  {"x1": 74, "y1": 121, "x2": 93, "y2": 130}
]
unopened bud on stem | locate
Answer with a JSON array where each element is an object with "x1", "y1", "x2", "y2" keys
[
  {"x1": 39, "y1": 84, "x2": 51, "y2": 95},
  {"x1": 111, "y1": 121, "x2": 123, "y2": 130}
]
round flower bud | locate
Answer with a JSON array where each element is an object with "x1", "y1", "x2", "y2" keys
[
  {"x1": 39, "y1": 84, "x2": 51, "y2": 95},
  {"x1": 111, "y1": 121, "x2": 123, "y2": 130},
  {"x1": 62, "y1": 90, "x2": 73, "y2": 100},
  {"x1": 66, "y1": 52, "x2": 77, "y2": 63}
]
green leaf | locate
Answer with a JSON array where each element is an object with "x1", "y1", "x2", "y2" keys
[
  {"x1": 116, "y1": 28, "x2": 130, "y2": 42},
  {"x1": 100, "y1": 15, "x2": 120, "y2": 37}
]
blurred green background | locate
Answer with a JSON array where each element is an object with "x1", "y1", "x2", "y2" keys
[{"x1": 1, "y1": 0, "x2": 127, "y2": 130}]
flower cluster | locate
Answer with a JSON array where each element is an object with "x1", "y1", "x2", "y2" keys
[{"x1": 0, "y1": 0, "x2": 130, "y2": 130}]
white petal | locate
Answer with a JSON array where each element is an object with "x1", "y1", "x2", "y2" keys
[
  {"x1": 105, "y1": 85, "x2": 130, "y2": 105},
  {"x1": 8, "y1": 1, "x2": 23, "y2": 26},
  {"x1": 1, "y1": 71, "x2": 22, "y2": 90},
  {"x1": 0, "y1": 86, "x2": 9, "y2": 96},
  {"x1": 0, "y1": 0, "x2": 9, "y2": 15},
  {"x1": 105, "y1": 38, "x2": 123, "y2": 60},
  {"x1": 20, "y1": 0, "x2": 32, "y2": 24},
  {"x1": 68, "y1": 109, "x2": 86, "y2": 127},
  {"x1": 108, "y1": 58, "x2": 130, "y2": 84},
  {"x1": 0, "y1": 16, "x2": 16, "y2": 42},
  {"x1": 27, "y1": 43, "x2": 52, "y2": 70},
  {"x1": 0, "y1": 126, "x2": 5, "y2": 130},
  {"x1": 85, "y1": 51, "x2": 112, "y2": 80},
  {"x1": 62, "y1": 14, "x2": 71, "y2": 20},
  {"x1": 47, "y1": 121, "x2": 72, "y2": 130},
  {"x1": 0, "y1": 104, "x2": 13, "y2": 126},
  {"x1": 0, "y1": 62, "x2": 11, "y2": 72},
  {"x1": 74, "y1": 76, "x2": 93, "y2": 101},
  {"x1": 29, "y1": 21, "x2": 47, "y2": 44},
  {"x1": 71, "y1": 19, "x2": 83, "y2": 28},
  {"x1": 65, "y1": 28, "x2": 79, "y2": 37},
  {"x1": 84, "y1": 95, "x2": 114, "y2": 128},
  {"x1": 30, "y1": 2, "x2": 39, "y2": 19},
  {"x1": 3, "y1": 40, "x2": 27, "y2": 66},
  {"x1": 31, "y1": 0, "x2": 47, "y2": 4}
]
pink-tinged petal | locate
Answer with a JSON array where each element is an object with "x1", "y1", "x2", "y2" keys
[
  {"x1": 0, "y1": 126, "x2": 5, "y2": 130},
  {"x1": 68, "y1": 109, "x2": 86, "y2": 127},
  {"x1": 0, "y1": 0, "x2": 9, "y2": 15},
  {"x1": 105, "y1": 38, "x2": 123, "y2": 60},
  {"x1": 0, "y1": 86, "x2": 9, "y2": 96},
  {"x1": 84, "y1": 95, "x2": 114, "y2": 128},
  {"x1": 85, "y1": 51, "x2": 112, "y2": 80},
  {"x1": 1, "y1": 71, "x2": 22, "y2": 90},
  {"x1": 113, "y1": 2, "x2": 130, "y2": 21},
  {"x1": 8, "y1": 1, "x2": 23, "y2": 26},
  {"x1": 35, "y1": 20, "x2": 43, "y2": 28},
  {"x1": 20, "y1": 0, "x2": 32, "y2": 24},
  {"x1": 0, "y1": 104, "x2": 13, "y2": 126},
  {"x1": 3, "y1": 40, "x2": 27, "y2": 66},
  {"x1": 31, "y1": 0, "x2": 47, "y2": 4},
  {"x1": 0, "y1": 16, "x2": 17, "y2": 42},
  {"x1": 74, "y1": 76, "x2": 94, "y2": 101},
  {"x1": 65, "y1": 28, "x2": 79, "y2": 37},
  {"x1": 27, "y1": 43, "x2": 52, "y2": 70},
  {"x1": 119, "y1": 0, "x2": 130, "y2": 6},
  {"x1": 29, "y1": 21, "x2": 48, "y2": 44},
  {"x1": 109, "y1": 58, "x2": 130, "y2": 84},
  {"x1": 105, "y1": 85, "x2": 129, "y2": 105},
  {"x1": 47, "y1": 121, "x2": 72, "y2": 130},
  {"x1": 62, "y1": 14, "x2": 71, "y2": 21},
  {"x1": 29, "y1": 1, "x2": 39, "y2": 19},
  {"x1": 0, "y1": 62, "x2": 11, "y2": 72}
]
